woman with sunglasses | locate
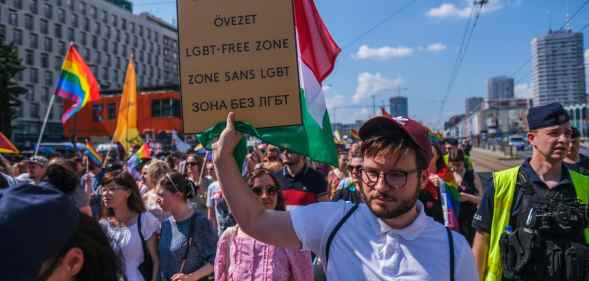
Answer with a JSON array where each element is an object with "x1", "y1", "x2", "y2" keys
[
  {"x1": 332, "y1": 146, "x2": 364, "y2": 203},
  {"x1": 99, "y1": 171, "x2": 161, "y2": 281},
  {"x1": 214, "y1": 169, "x2": 313, "y2": 281},
  {"x1": 157, "y1": 172, "x2": 217, "y2": 281}
]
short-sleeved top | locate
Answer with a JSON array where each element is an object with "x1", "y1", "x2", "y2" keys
[
  {"x1": 274, "y1": 165, "x2": 328, "y2": 209},
  {"x1": 100, "y1": 212, "x2": 161, "y2": 281},
  {"x1": 290, "y1": 201, "x2": 479, "y2": 281},
  {"x1": 206, "y1": 181, "x2": 236, "y2": 235},
  {"x1": 159, "y1": 211, "x2": 218, "y2": 281},
  {"x1": 472, "y1": 159, "x2": 585, "y2": 242}
]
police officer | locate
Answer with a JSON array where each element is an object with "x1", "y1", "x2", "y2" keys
[
  {"x1": 471, "y1": 102, "x2": 589, "y2": 281},
  {"x1": 564, "y1": 127, "x2": 589, "y2": 175}
]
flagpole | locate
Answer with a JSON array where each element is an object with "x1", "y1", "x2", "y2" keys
[{"x1": 34, "y1": 94, "x2": 56, "y2": 156}]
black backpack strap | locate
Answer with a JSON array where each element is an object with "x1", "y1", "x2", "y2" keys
[
  {"x1": 325, "y1": 203, "x2": 359, "y2": 267},
  {"x1": 446, "y1": 227, "x2": 455, "y2": 281}
]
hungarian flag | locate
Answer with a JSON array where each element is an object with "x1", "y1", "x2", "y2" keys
[
  {"x1": 199, "y1": 0, "x2": 340, "y2": 165},
  {"x1": 0, "y1": 132, "x2": 19, "y2": 154}
]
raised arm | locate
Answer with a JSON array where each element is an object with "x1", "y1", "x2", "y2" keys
[{"x1": 213, "y1": 112, "x2": 300, "y2": 249}]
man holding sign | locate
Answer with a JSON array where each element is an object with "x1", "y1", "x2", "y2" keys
[{"x1": 213, "y1": 112, "x2": 478, "y2": 281}]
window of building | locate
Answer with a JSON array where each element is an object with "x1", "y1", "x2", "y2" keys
[
  {"x1": 24, "y1": 14, "x2": 33, "y2": 30},
  {"x1": 90, "y1": 5, "x2": 96, "y2": 17},
  {"x1": 54, "y1": 56, "x2": 62, "y2": 70},
  {"x1": 80, "y1": 31, "x2": 86, "y2": 45},
  {"x1": 107, "y1": 103, "x2": 116, "y2": 119},
  {"x1": 29, "y1": 33, "x2": 37, "y2": 48},
  {"x1": 54, "y1": 23, "x2": 62, "y2": 38},
  {"x1": 40, "y1": 19, "x2": 48, "y2": 34},
  {"x1": 44, "y1": 36, "x2": 52, "y2": 52},
  {"x1": 83, "y1": 17, "x2": 89, "y2": 30},
  {"x1": 13, "y1": 29, "x2": 22, "y2": 45},
  {"x1": 121, "y1": 18, "x2": 126, "y2": 30},
  {"x1": 44, "y1": 70, "x2": 52, "y2": 86},
  {"x1": 41, "y1": 87, "x2": 49, "y2": 103},
  {"x1": 105, "y1": 26, "x2": 110, "y2": 37},
  {"x1": 79, "y1": 2, "x2": 86, "y2": 15},
  {"x1": 95, "y1": 51, "x2": 101, "y2": 64},
  {"x1": 59, "y1": 41, "x2": 65, "y2": 54},
  {"x1": 115, "y1": 29, "x2": 120, "y2": 41},
  {"x1": 133, "y1": 35, "x2": 137, "y2": 47},
  {"x1": 124, "y1": 33, "x2": 129, "y2": 44},
  {"x1": 102, "y1": 10, "x2": 107, "y2": 23},
  {"x1": 25, "y1": 84, "x2": 34, "y2": 101},
  {"x1": 102, "y1": 67, "x2": 108, "y2": 80},
  {"x1": 139, "y1": 25, "x2": 144, "y2": 36},
  {"x1": 152, "y1": 99, "x2": 181, "y2": 118},
  {"x1": 56, "y1": 0, "x2": 62, "y2": 7},
  {"x1": 91, "y1": 35, "x2": 97, "y2": 49},
  {"x1": 13, "y1": 0, "x2": 22, "y2": 9},
  {"x1": 94, "y1": 22, "x2": 100, "y2": 34},
  {"x1": 9, "y1": 9, "x2": 18, "y2": 26},
  {"x1": 112, "y1": 42, "x2": 117, "y2": 54},
  {"x1": 30, "y1": 67, "x2": 38, "y2": 83},
  {"x1": 67, "y1": 0, "x2": 74, "y2": 9},
  {"x1": 31, "y1": 103, "x2": 40, "y2": 118},
  {"x1": 71, "y1": 13, "x2": 78, "y2": 26},
  {"x1": 30, "y1": 0, "x2": 38, "y2": 14},
  {"x1": 43, "y1": 3, "x2": 52, "y2": 19},
  {"x1": 57, "y1": 8, "x2": 65, "y2": 23},
  {"x1": 40, "y1": 52, "x2": 48, "y2": 68},
  {"x1": 102, "y1": 39, "x2": 107, "y2": 52},
  {"x1": 67, "y1": 27, "x2": 74, "y2": 42},
  {"x1": 92, "y1": 104, "x2": 103, "y2": 122},
  {"x1": 25, "y1": 49, "x2": 34, "y2": 65}
]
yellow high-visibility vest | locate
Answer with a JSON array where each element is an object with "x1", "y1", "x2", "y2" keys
[{"x1": 484, "y1": 166, "x2": 589, "y2": 281}]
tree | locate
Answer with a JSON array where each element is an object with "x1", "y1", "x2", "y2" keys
[{"x1": 0, "y1": 41, "x2": 27, "y2": 138}]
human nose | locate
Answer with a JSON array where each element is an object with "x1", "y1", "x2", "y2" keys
[{"x1": 372, "y1": 172, "x2": 390, "y2": 192}]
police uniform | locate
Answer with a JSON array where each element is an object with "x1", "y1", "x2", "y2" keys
[{"x1": 472, "y1": 103, "x2": 589, "y2": 281}]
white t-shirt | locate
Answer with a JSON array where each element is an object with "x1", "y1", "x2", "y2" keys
[
  {"x1": 290, "y1": 201, "x2": 479, "y2": 281},
  {"x1": 100, "y1": 212, "x2": 161, "y2": 281}
]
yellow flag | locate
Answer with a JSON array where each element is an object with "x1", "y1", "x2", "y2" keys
[{"x1": 113, "y1": 54, "x2": 143, "y2": 154}]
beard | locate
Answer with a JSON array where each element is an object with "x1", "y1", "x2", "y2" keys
[{"x1": 366, "y1": 180, "x2": 420, "y2": 219}]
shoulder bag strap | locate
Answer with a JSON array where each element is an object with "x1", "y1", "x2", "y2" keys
[
  {"x1": 325, "y1": 203, "x2": 360, "y2": 267},
  {"x1": 137, "y1": 213, "x2": 148, "y2": 257},
  {"x1": 446, "y1": 227, "x2": 455, "y2": 281},
  {"x1": 178, "y1": 212, "x2": 197, "y2": 273}
]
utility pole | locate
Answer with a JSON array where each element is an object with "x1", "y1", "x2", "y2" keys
[{"x1": 371, "y1": 95, "x2": 376, "y2": 117}]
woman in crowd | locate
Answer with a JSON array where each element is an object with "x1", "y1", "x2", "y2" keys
[
  {"x1": 156, "y1": 172, "x2": 217, "y2": 281},
  {"x1": 214, "y1": 168, "x2": 313, "y2": 281},
  {"x1": 447, "y1": 149, "x2": 482, "y2": 244},
  {"x1": 100, "y1": 171, "x2": 160, "y2": 281},
  {"x1": 185, "y1": 154, "x2": 211, "y2": 215},
  {"x1": 419, "y1": 143, "x2": 447, "y2": 224},
  {"x1": 143, "y1": 159, "x2": 171, "y2": 221},
  {"x1": 332, "y1": 143, "x2": 364, "y2": 203},
  {"x1": 327, "y1": 150, "x2": 348, "y2": 199}
]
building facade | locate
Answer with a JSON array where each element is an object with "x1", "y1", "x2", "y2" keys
[
  {"x1": 389, "y1": 96, "x2": 408, "y2": 117},
  {"x1": 487, "y1": 76, "x2": 514, "y2": 101},
  {"x1": 532, "y1": 29, "x2": 586, "y2": 106},
  {"x1": 465, "y1": 96, "x2": 484, "y2": 114},
  {"x1": 1, "y1": 0, "x2": 179, "y2": 147}
]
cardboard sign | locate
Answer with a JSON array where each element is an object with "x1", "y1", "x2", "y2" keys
[{"x1": 177, "y1": 0, "x2": 302, "y2": 133}]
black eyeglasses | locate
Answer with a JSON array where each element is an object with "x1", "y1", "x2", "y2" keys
[
  {"x1": 361, "y1": 168, "x2": 419, "y2": 189},
  {"x1": 252, "y1": 185, "x2": 280, "y2": 196}
]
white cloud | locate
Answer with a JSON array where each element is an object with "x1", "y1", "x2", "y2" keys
[
  {"x1": 427, "y1": 43, "x2": 447, "y2": 52},
  {"x1": 356, "y1": 45, "x2": 413, "y2": 60},
  {"x1": 427, "y1": 0, "x2": 508, "y2": 19},
  {"x1": 515, "y1": 83, "x2": 532, "y2": 99},
  {"x1": 353, "y1": 72, "x2": 403, "y2": 102}
]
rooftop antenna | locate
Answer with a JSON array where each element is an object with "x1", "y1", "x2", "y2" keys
[{"x1": 564, "y1": 0, "x2": 572, "y2": 30}]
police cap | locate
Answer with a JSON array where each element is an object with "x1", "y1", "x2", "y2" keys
[{"x1": 527, "y1": 102, "x2": 569, "y2": 130}]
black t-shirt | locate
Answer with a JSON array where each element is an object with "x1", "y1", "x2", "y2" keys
[
  {"x1": 472, "y1": 159, "x2": 584, "y2": 243},
  {"x1": 273, "y1": 165, "x2": 328, "y2": 208}
]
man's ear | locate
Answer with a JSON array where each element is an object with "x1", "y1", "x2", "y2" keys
[
  {"x1": 62, "y1": 248, "x2": 84, "y2": 276},
  {"x1": 418, "y1": 170, "x2": 429, "y2": 190}
]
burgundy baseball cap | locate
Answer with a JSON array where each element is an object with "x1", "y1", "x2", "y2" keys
[{"x1": 359, "y1": 116, "x2": 433, "y2": 164}]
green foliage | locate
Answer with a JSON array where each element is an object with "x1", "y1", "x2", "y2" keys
[{"x1": 0, "y1": 40, "x2": 27, "y2": 137}]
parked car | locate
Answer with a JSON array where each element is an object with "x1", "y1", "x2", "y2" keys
[{"x1": 508, "y1": 136, "x2": 527, "y2": 150}]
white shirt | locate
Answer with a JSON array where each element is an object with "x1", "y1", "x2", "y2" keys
[
  {"x1": 100, "y1": 212, "x2": 161, "y2": 281},
  {"x1": 290, "y1": 201, "x2": 479, "y2": 281}
]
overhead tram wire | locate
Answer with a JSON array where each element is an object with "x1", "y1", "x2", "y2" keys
[{"x1": 437, "y1": 1, "x2": 486, "y2": 127}]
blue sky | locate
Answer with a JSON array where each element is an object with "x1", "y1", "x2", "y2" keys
[{"x1": 131, "y1": 0, "x2": 589, "y2": 129}]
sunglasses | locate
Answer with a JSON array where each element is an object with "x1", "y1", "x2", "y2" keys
[
  {"x1": 251, "y1": 185, "x2": 280, "y2": 196},
  {"x1": 348, "y1": 165, "x2": 363, "y2": 173}
]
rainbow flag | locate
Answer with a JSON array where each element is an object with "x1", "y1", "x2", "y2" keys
[
  {"x1": 438, "y1": 167, "x2": 461, "y2": 230},
  {"x1": 84, "y1": 140, "x2": 103, "y2": 166},
  {"x1": 0, "y1": 132, "x2": 19, "y2": 154},
  {"x1": 55, "y1": 45, "x2": 100, "y2": 124},
  {"x1": 126, "y1": 143, "x2": 151, "y2": 180}
]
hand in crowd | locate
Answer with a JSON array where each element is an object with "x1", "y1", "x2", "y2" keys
[{"x1": 170, "y1": 272, "x2": 196, "y2": 281}]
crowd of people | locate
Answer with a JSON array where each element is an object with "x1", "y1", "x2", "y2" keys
[{"x1": 1, "y1": 102, "x2": 588, "y2": 281}]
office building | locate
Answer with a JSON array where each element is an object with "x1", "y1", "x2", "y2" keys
[
  {"x1": 532, "y1": 29, "x2": 586, "y2": 106},
  {"x1": 389, "y1": 96, "x2": 408, "y2": 117},
  {"x1": 0, "y1": 0, "x2": 179, "y2": 146},
  {"x1": 465, "y1": 96, "x2": 484, "y2": 114},
  {"x1": 487, "y1": 76, "x2": 514, "y2": 101}
]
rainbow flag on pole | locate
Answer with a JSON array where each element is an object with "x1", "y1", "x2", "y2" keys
[
  {"x1": 126, "y1": 143, "x2": 152, "y2": 180},
  {"x1": 84, "y1": 140, "x2": 103, "y2": 166},
  {"x1": 55, "y1": 45, "x2": 100, "y2": 124},
  {"x1": 0, "y1": 132, "x2": 19, "y2": 154}
]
